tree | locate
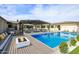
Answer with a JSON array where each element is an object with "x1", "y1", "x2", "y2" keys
[
  {"x1": 59, "y1": 42, "x2": 68, "y2": 53},
  {"x1": 57, "y1": 25, "x2": 60, "y2": 30}
]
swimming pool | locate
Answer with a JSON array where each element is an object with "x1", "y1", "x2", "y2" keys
[{"x1": 32, "y1": 32, "x2": 77, "y2": 48}]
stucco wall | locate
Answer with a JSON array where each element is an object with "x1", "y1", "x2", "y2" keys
[
  {"x1": 60, "y1": 24, "x2": 77, "y2": 32},
  {"x1": 77, "y1": 24, "x2": 79, "y2": 32},
  {"x1": 0, "y1": 19, "x2": 8, "y2": 33},
  {"x1": 50, "y1": 28, "x2": 59, "y2": 32}
]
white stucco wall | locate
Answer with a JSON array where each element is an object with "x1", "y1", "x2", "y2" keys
[
  {"x1": 60, "y1": 24, "x2": 77, "y2": 32},
  {"x1": 50, "y1": 28, "x2": 59, "y2": 32},
  {"x1": 77, "y1": 24, "x2": 79, "y2": 32}
]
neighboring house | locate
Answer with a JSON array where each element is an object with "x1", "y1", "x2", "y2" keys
[{"x1": 0, "y1": 16, "x2": 8, "y2": 33}]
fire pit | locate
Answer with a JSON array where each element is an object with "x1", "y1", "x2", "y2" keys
[{"x1": 16, "y1": 36, "x2": 30, "y2": 48}]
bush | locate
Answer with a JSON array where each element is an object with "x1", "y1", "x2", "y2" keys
[
  {"x1": 70, "y1": 39, "x2": 76, "y2": 46},
  {"x1": 59, "y1": 42, "x2": 68, "y2": 53},
  {"x1": 76, "y1": 35, "x2": 79, "y2": 41}
]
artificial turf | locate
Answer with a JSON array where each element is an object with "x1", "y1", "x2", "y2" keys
[{"x1": 69, "y1": 46, "x2": 79, "y2": 54}]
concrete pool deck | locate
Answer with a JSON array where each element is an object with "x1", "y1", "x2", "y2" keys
[{"x1": 8, "y1": 33, "x2": 60, "y2": 54}]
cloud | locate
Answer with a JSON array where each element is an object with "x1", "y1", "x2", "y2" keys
[
  {"x1": 0, "y1": 4, "x2": 79, "y2": 23},
  {"x1": 27, "y1": 4, "x2": 79, "y2": 23}
]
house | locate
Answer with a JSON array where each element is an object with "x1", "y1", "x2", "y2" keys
[
  {"x1": 53, "y1": 21, "x2": 79, "y2": 32},
  {"x1": 1, "y1": 16, "x2": 78, "y2": 33},
  {"x1": 19, "y1": 20, "x2": 50, "y2": 32},
  {"x1": 19, "y1": 20, "x2": 61, "y2": 32},
  {"x1": 0, "y1": 16, "x2": 8, "y2": 33},
  {"x1": 8, "y1": 21, "x2": 19, "y2": 31}
]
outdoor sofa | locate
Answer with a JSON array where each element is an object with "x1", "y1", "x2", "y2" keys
[{"x1": 0, "y1": 32, "x2": 13, "y2": 54}]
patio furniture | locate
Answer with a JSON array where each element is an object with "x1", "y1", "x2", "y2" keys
[
  {"x1": 0, "y1": 32, "x2": 13, "y2": 54},
  {"x1": 16, "y1": 37, "x2": 30, "y2": 48}
]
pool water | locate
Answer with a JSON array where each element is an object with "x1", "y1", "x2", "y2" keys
[{"x1": 32, "y1": 32, "x2": 77, "y2": 48}]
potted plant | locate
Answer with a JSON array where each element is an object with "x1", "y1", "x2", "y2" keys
[
  {"x1": 70, "y1": 39, "x2": 76, "y2": 46},
  {"x1": 76, "y1": 35, "x2": 79, "y2": 41},
  {"x1": 59, "y1": 42, "x2": 68, "y2": 53}
]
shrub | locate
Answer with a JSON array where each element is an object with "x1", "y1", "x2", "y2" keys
[
  {"x1": 70, "y1": 39, "x2": 76, "y2": 46},
  {"x1": 76, "y1": 35, "x2": 79, "y2": 41},
  {"x1": 59, "y1": 42, "x2": 68, "y2": 53}
]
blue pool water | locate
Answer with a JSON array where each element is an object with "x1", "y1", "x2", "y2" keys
[{"x1": 32, "y1": 32, "x2": 77, "y2": 48}]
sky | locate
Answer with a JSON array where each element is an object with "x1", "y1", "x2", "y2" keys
[{"x1": 0, "y1": 4, "x2": 79, "y2": 23}]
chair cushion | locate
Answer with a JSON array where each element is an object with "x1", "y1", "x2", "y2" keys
[
  {"x1": 19, "y1": 37, "x2": 23, "y2": 42},
  {"x1": 18, "y1": 37, "x2": 26, "y2": 42},
  {"x1": 0, "y1": 34, "x2": 5, "y2": 41},
  {"x1": 2, "y1": 33, "x2": 6, "y2": 38}
]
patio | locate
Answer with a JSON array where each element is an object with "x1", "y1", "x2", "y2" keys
[{"x1": 8, "y1": 33, "x2": 58, "y2": 54}]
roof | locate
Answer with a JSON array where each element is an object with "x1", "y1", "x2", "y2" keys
[
  {"x1": 0, "y1": 16, "x2": 8, "y2": 22},
  {"x1": 8, "y1": 21, "x2": 19, "y2": 24},
  {"x1": 52, "y1": 21, "x2": 79, "y2": 25},
  {"x1": 19, "y1": 20, "x2": 49, "y2": 24}
]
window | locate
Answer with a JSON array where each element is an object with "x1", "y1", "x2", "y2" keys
[
  {"x1": 8, "y1": 24, "x2": 12, "y2": 28},
  {"x1": 26, "y1": 25, "x2": 33, "y2": 28},
  {"x1": 41, "y1": 26, "x2": 45, "y2": 28},
  {"x1": 37, "y1": 26, "x2": 40, "y2": 28},
  {"x1": 51, "y1": 25, "x2": 54, "y2": 28}
]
